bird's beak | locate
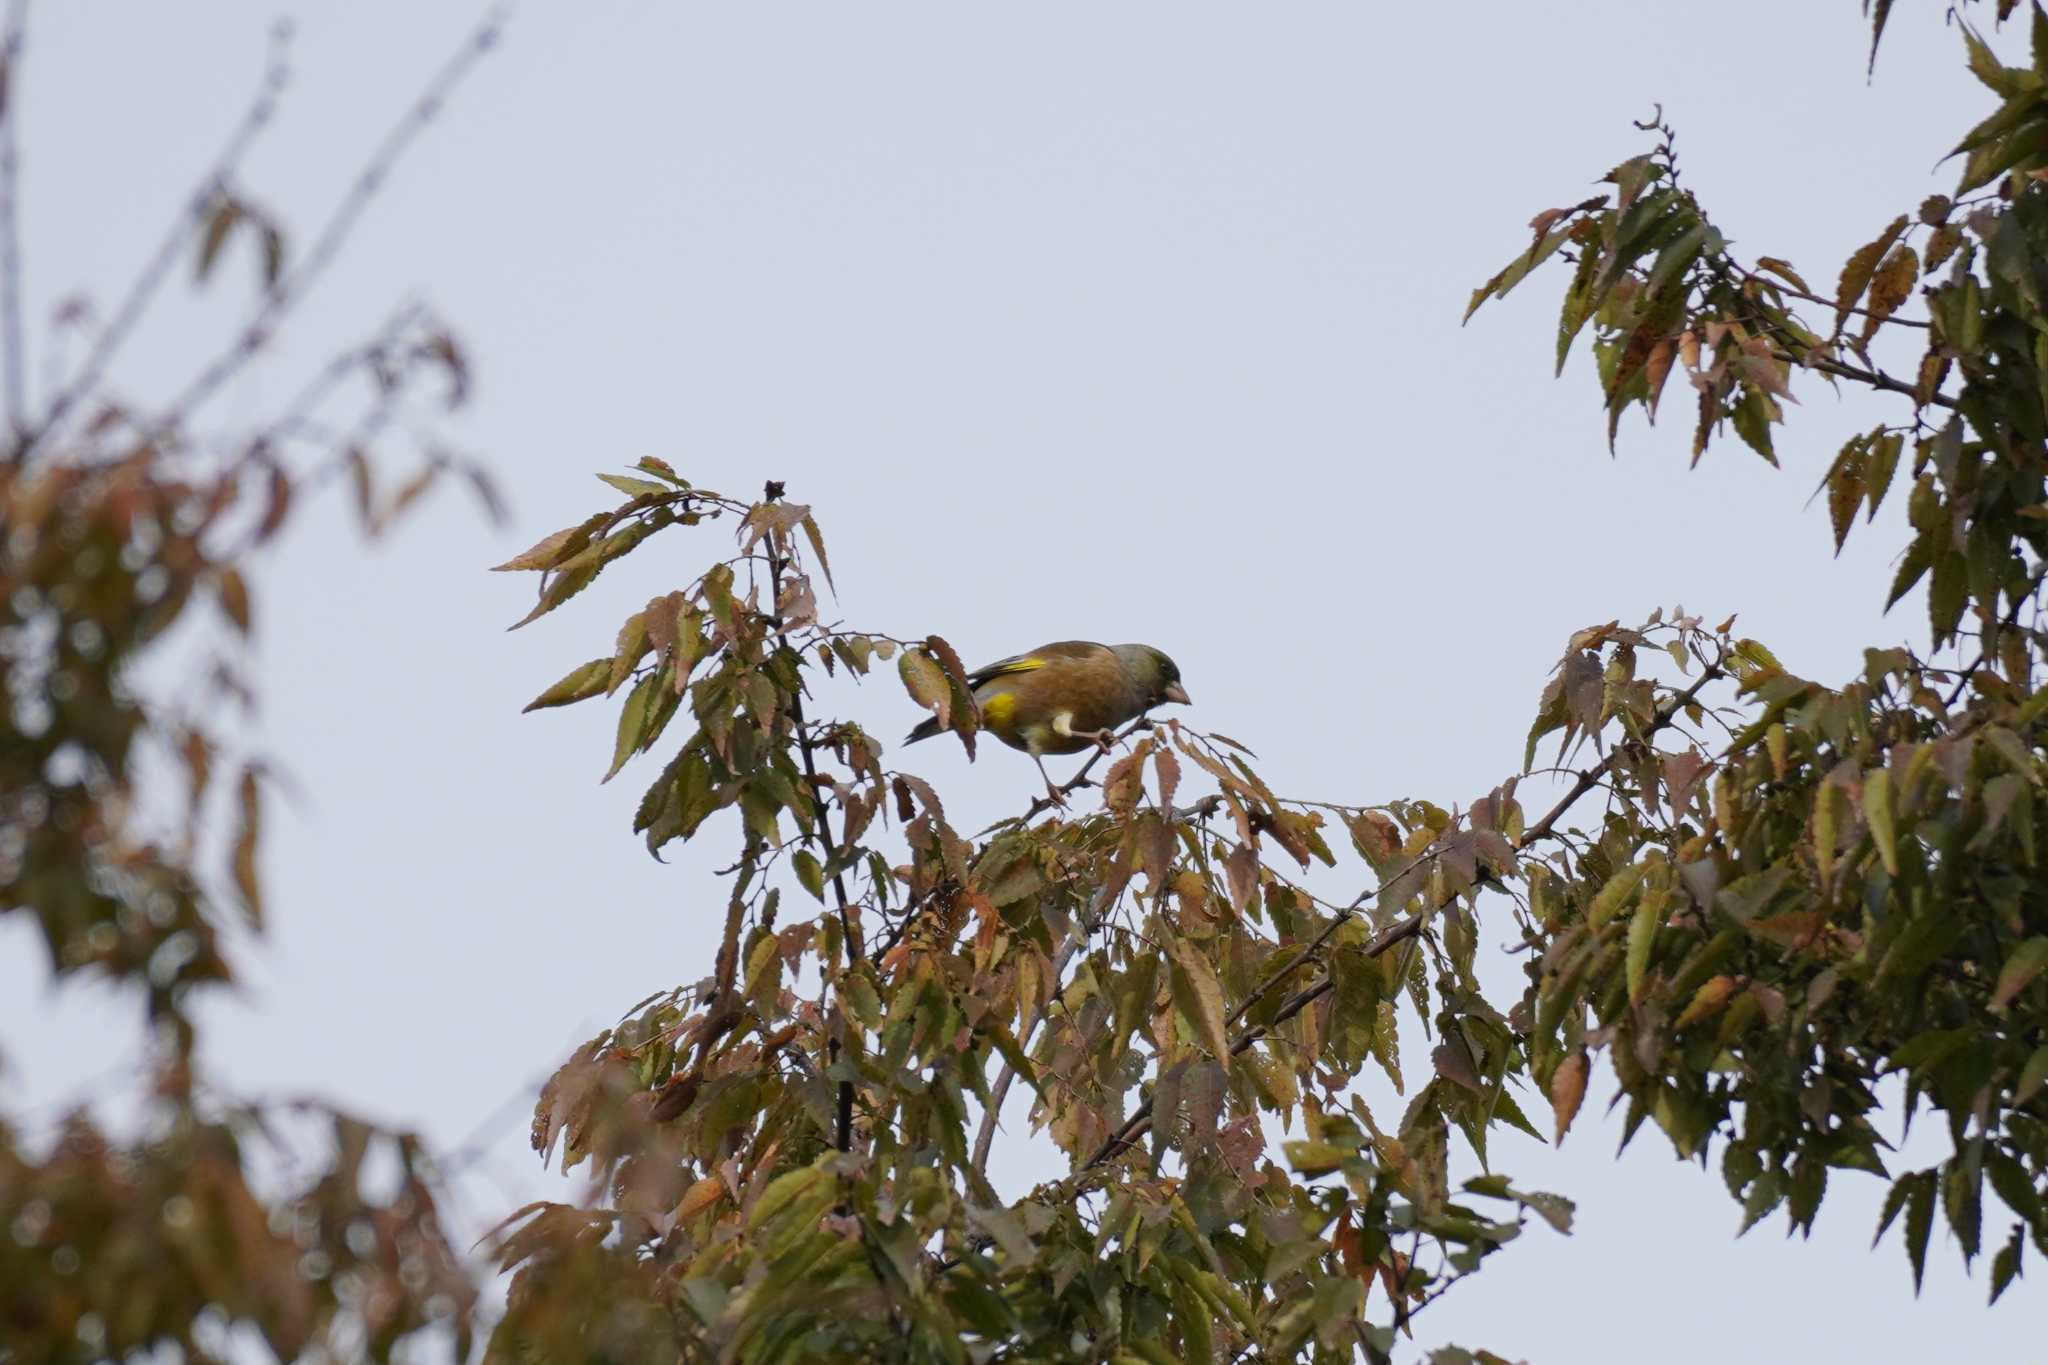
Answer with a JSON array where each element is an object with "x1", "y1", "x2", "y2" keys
[{"x1": 1163, "y1": 682, "x2": 1191, "y2": 706}]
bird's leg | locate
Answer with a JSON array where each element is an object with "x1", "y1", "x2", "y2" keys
[
  {"x1": 1032, "y1": 753, "x2": 1068, "y2": 808},
  {"x1": 1051, "y1": 712, "x2": 1118, "y2": 756}
]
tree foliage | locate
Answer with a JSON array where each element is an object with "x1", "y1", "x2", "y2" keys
[
  {"x1": 487, "y1": 8, "x2": 2048, "y2": 1362},
  {"x1": 10, "y1": 5, "x2": 2048, "y2": 1364},
  {"x1": 1, "y1": 11, "x2": 504, "y2": 1361},
  {"x1": 1466, "y1": 3, "x2": 2048, "y2": 1306}
]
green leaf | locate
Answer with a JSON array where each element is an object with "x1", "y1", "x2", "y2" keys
[
  {"x1": 1827, "y1": 435, "x2": 1866, "y2": 554},
  {"x1": 1991, "y1": 936, "x2": 2048, "y2": 1012},
  {"x1": 523, "y1": 658, "x2": 612, "y2": 713},
  {"x1": 1865, "y1": 431, "x2": 1903, "y2": 522},
  {"x1": 1905, "y1": 1169, "x2": 1936, "y2": 1292},
  {"x1": 2014, "y1": 1044, "x2": 2048, "y2": 1107},
  {"x1": 597, "y1": 471, "x2": 671, "y2": 498},
  {"x1": 1866, "y1": 0, "x2": 1894, "y2": 75},
  {"x1": 792, "y1": 849, "x2": 826, "y2": 902},
  {"x1": 605, "y1": 674, "x2": 657, "y2": 782},
  {"x1": 1864, "y1": 768, "x2": 1899, "y2": 876},
  {"x1": 1625, "y1": 885, "x2": 1662, "y2": 1003},
  {"x1": 1990, "y1": 1224, "x2": 2024, "y2": 1305},
  {"x1": 1586, "y1": 863, "x2": 1644, "y2": 928}
]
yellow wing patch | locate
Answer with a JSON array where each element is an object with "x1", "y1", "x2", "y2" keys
[{"x1": 979, "y1": 655, "x2": 1047, "y2": 678}]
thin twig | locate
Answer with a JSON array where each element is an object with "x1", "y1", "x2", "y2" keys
[
  {"x1": 1942, "y1": 575, "x2": 2040, "y2": 708},
  {"x1": 153, "y1": 6, "x2": 507, "y2": 434},
  {"x1": 0, "y1": 0, "x2": 27, "y2": 446},
  {"x1": 1734, "y1": 261, "x2": 1930, "y2": 330},
  {"x1": 21, "y1": 20, "x2": 292, "y2": 464},
  {"x1": 970, "y1": 876, "x2": 1117, "y2": 1175},
  {"x1": 1773, "y1": 347, "x2": 1958, "y2": 411}
]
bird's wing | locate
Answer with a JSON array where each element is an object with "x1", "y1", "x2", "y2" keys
[{"x1": 966, "y1": 640, "x2": 1109, "y2": 689}]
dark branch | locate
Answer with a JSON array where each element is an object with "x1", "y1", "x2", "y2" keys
[{"x1": 763, "y1": 479, "x2": 861, "y2": 1153}]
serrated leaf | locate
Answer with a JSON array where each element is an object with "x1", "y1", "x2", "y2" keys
[
  {"x1": 1905, "y1": 1170, "x2": 1936, "y2": 1292},
  {"x1": 605, "y1": 674, "x2": 657, "y2": 782},
  {"x1": 1860, "y1": 247, "x2": 1920, "y2": 342},
  {"x1": 898, "y1": 649, "x2": 951, "y2": 728},
  {"x1": 492, "y1": 514, "x2": 607, "y2": 573},
  {"x1": 1168, "y1": 939, "x2": 1230, "y2": 1062},
  {"x1": 1753, "y1": 256, "x2": 1813, "y2": 294},
  {"x1": 1828, "y1": 436, "x2": 1866, "y2": 554},
  {"x1": 1835, "y1": 215, "x2": 1910, "y2": 335},
  {"x1": 798, "y1": 514, "x2": 836, "y2": 596},
  {"x1": 1990, "y1": 1224, "x2": 2024, "y2": 1305},
  {"x1": 1867, "y1": 0, "x2": 1895, "y2": 75},
  {"x1": 1866, "y1": 431, "x2": 1902, "y2": 522},
  {"x1": 524, "y1": 657, "x2": 612, "y2": 712}
]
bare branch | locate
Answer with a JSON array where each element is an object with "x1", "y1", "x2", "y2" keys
[
  {"x1": 157, "y1": 6, "x2": 507, "y2": 439},
  {"x1": 20, "y1": 20, "x2": 292, "y2": 464}
]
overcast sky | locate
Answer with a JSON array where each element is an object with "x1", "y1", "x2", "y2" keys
[{"x1": 3, "y1": 2, "x2": 2038, "y2": 1358}]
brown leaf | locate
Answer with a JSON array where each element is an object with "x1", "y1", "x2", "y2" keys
[
  {"x1": 1102, "y1": 747, "x2": 1145, "y2": 818},
  {"x1": 1153, "y1": 747, "x2": 1181, "y2": 811},
  {"x1": 1549, "y1": 1049, "x2": 1587, "y2": 1144},
  {"x1": 196, "y1": 194, "x2": 244, "y2": 282},
  {"x1": 215, "y1": 567, "x2": 252, "y2": 635},
  {"x1": 1859, "y1": 246, "x2": 1920, "y2": 342},
  {"x1": 492, "y1": 514, "x2": 605, "y2": 572},
  {"x1": 1222, "y1": 843, "x2": 1258, "y2": 914},
  {"x1": 232, "y1": 766, "x2": 263, "y2": 929},
  {"x1": 1834, "y1": 215, "x2": 1909, "y2": 335},
  {"x1": 897, "y1": 649, "x2": 951, "y2": 728}
]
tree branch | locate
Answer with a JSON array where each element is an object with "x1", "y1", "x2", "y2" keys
[
  {"x1": 1077, "y1": 655, "x2": 1727, "y2": 1172},
  {"x1": 763, "y1": 480, "x2": 862, "y2": 1153},
  {"x1": 1773, "y1": 347, "x2": 1958, "y2": 411},
  {"x1": 1735, "y1": 261, "x2": 1930, "y2": 330},
  {"x1": 21, "y1": 21, "x2": 291, "y2": 465},
  {"x1": 1018, "y1": 715, "x2": 1157, "y2": 822},
  {"x1": 154, "y1": 7, "x2": 507, "y2": 439}
]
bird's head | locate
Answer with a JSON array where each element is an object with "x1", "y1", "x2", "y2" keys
[{"x1": 1117, "y1": 644, "x2": 1191, "y2": 708}]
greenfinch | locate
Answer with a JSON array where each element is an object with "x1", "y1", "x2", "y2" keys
[{"x1": 902, "y1": 640, "x2": 1190, "y2": 791}]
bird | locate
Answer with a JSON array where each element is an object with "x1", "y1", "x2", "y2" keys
[{"x1": 901, "y1": 640, "x2": 1190, "y2": 797}]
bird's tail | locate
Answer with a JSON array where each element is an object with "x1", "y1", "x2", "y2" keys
[{"x1": 902, "y1": 716, "x2": 943, "y2": 746}]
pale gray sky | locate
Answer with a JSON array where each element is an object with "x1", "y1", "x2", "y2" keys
[{"x1": 3, "y1": 3, "x2": 2036, "y2": 1359}]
